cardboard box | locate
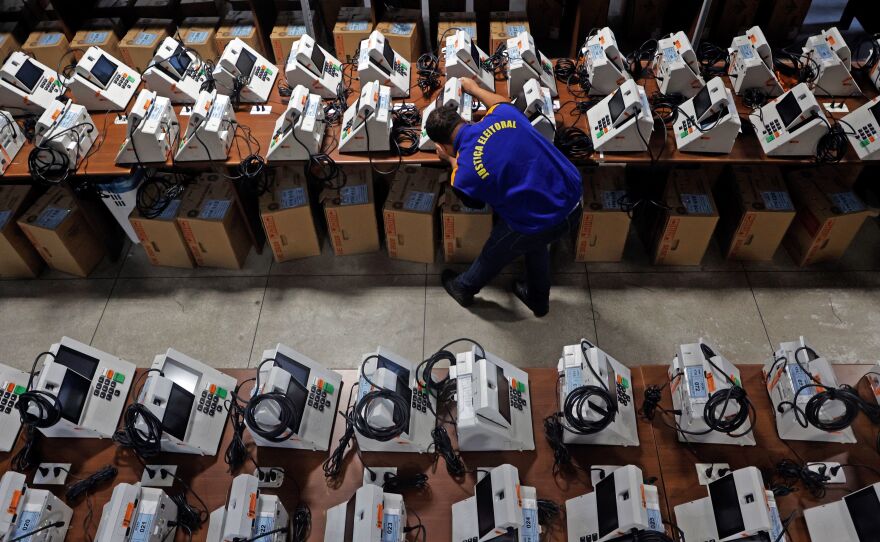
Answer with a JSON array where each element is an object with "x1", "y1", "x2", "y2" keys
[
  {"x1": 119, "y1": 19, "x2": 172, "y2": 72},
  {"x1": 653, "y1": 169, "x2": 720, "y2": 266},
  {"x1": 0, "y1": 185, "x2": 43, "y2": 278},
  {"x1": 71, "y1": 24, "x2": 122, "y2": 61},
  {"x1": 376, "y1": 8, "x2": 422, "y2": 63},
  {"x1": 179, "y1": 17, "x2": 220, "y2": 62},
  {"x1": 259, "y1": 167, "x2": 321, "y2": 262},
  {"x1": 716, "y1": 166, "x2": 796, "y2": 261},
  {"x1": 489, "y1": 12, "x2": 530, "y2": 53},
  {"x1": 437, "y1": 13, "x2": 477, "y2": 47},
  {"x1": 17, "y1": 186, "x2": 106, "y2": 277},
  {"x1": 22, "y1": 30, "x2": 70, "y2": 71},
  {"x1": 216, "y1": 10, "x2": 264, "y2": 57},
  {"x1": 129, "y1": 187, "x2": 195, "y2": 269},
  {"x1": 270, "y1": 11, "x2": 312, "y2": 64},
  {"x1": 383, "y1": 166, "x2": 441, "y2": 263},
  {"x1": 321, "y1": 165, "x2": 379, "y2": 255},
  {"x1": 0, "y1": 32, "x2": 19, "y2": 64},
  {"x1": 177, "y1": 174, "x2": 252, "y2": 269},
  {"x1": 333, "y1": 7, "x2": 374, "y2": 63},
  {"x1": 576, "y1": 165, "x2": 631, "y2": 262},
  {"x1": 784, "y1": 169, "x2": 873, "y2": 266},
  {"x1": 442, "y1": 186, "x2": 492, "y2": 263}
]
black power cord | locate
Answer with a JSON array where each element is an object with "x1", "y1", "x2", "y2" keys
[
  {"x1": 135, "y1": 171, "x2": 191, "y2": 219},
  {"x1": 113, "y1": 368, "x2": 165, "y2": 461},
  {"x1": 242, "y1": 358, "x2": 301, "y2": 443},
  {"x1": 13, "y1": 351, "x2": 63, "y2": 471},
  {"x1": 554, "y1": 126, "x2": 593, "y2": 161},
  {"x1": 64, "y1": 465, "x2": 118, "y2": 503},
  {"x1": 390, "y1": 104, "x2": 422, "y2": 157},
  {"x1": 695, "y1": 42, "x2": 730, "y2": 79},
  {"x1": 483, "y1": 43, "x2": 509, "y2": 80},
  {"x1": 415, "y1": 52, "x2": 442, "y2": 97},
  {"x1": 626, "y1": 39, "x2": 658, "y2": 79}
]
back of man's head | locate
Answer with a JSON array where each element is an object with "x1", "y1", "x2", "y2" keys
[{"x1": 425, "y1": 104, "x2": 464, "y2": 145}]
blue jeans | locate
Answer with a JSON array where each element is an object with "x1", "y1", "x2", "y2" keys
[{"x1": 456, "y1": 205, "x2": 582, "y2": 310}]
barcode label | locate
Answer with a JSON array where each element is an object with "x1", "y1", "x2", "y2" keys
[
  {"x1": 186, "y1": 30, "x2": 209, "y2": 44},
  {"x1": 390, "y1": 23, "x2": 414, "y2": 35},
  {"x1": 280, "y1": 187, "x2": 306, "y2": 209},
  {"x1": 130, "y1": 513, "x2": 155, "y2": 542},
  {"x1": 133, "y1": 32, "x2": 157, "y2": 46},
  {"x1": 404, "y1": 191, "x2": 435, "y2": 212},
  {"x1": 382, "y1": 513, "x2": 401, "y2": 542},
  {"x1": 199, "y1": 199, "x2": 231, "y2": 220},
  {"x1": 761, "y1": 191, "x2": 793, "y2": 211},
  {"x1": 230, "y1": 26, "x2": 253, "y2": 37},
  {"x1": 686, "y1": 365, "x2": 708, "y2": 399},
  {"x1": 0, "y1": 210, "x2": 12, "y2": 230},
  {"x1": 829, "y1": 191, "x2": 866, "y2": 214},
  {"x1": 340, "y1": 184, "x2": 368, "y2": 205},
  {"x1": 601, "y1": 190, "x2": 626, "y2": 210},
  {"x1": 564, "y1": 366, "x2": 583, "y2": 395},
  {"x1": 35, "y1": 206, "x2": 70, "y2": 229},
  {"x1": 346, "y1": 21, "x2": 369, "y2": 31},
  {"x1": 157, "y1": 199, "x2": 181, "y2": 220},
  {"x1": 680, "y1": 193, "x2": 713, "y2": 215}
]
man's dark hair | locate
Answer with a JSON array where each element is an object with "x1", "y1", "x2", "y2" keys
[{"x1": 425, "y1": 104, "x2": 464, "y2": 145}]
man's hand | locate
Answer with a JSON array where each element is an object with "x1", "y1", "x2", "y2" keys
[
  {"x1": 459, "y1": 76, "x2": 508, "y2": 109},
  {"x1": 459, "y1": 77, "x2": 478, "y2": 95},
  {"x1": 436, "y1": 144, "x2": 455, "y2": 166}
]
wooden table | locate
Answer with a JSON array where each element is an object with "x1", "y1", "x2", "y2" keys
[
  {"x1": 0, "y1": 367, "x2": 668, "y2": 542},
  {"x1": 643, "y1": 364, "x2": 880, "y2": 542}
]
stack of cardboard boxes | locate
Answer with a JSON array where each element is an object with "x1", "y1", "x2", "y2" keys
[
  {"x1": 322, "y1": 165, "x2": 379, "y2": 256},
  {"x1": 437, "y1": 13, "x2": 477, "y2": 50},
  {"x1": 177, "y1": 174, "x2": 252, "y2": 269},
  {"x1": 383, "y1": 166, "x2": 442, "y2": 264},
  {"x1": 129, "y1": 178, "x2": 195, "y2": 269},
  {"x1": 651, "y1": 168, "x2": 720, "y2": 266},
  {"x1": 22, "y1": 22, "x2": 69, "y2": 71},
  {"x1": 576, "y1": 165, "x2": 631, "y2": 262},
  {"x1": 259, "y1": 167, "x2": 322, "y2": 262},
  {"x1": 70, "y1": 19, "x2": 123, "y2": 60}
]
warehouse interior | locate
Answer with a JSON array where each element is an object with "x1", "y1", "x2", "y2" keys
[{"x1": 1, "y1": 0, "x2": 880, "y2": 541}]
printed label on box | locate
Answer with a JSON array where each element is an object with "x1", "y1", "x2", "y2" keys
[
  {"x1": 286, "y1": 25, "x2": 306, "y2": 37},
  {"x1": 829, "y1": 191, "x2": 866, "y2": 214},
  {"x1": 601, "y1": 190, "x2": 626, "y2": 210},
  {"x1": 231, "y1": 25, "x2": 253, "y2": 37},
  {"x1": 404, "y1": 190, "x2": 435, "y2": 212},
  {"x1": 199, "y1": 199, "x2": 231, "y2": 220},
  {"x1": 280, "y1": 187, "x2": 306, "y2": 209},
  {"x1": 339, "y1": 184, "x2": 368, "y2": 205},
  {"x1": 83, "y1": 31, "x2": 109, "y2": 45},
  {"x1": 346, "y1": 21, "x2": 369, "y2": 32},
  {"x1": 186, "y1": 30, "x2": 209, "y2": 44},
  {"x1": 133, "y1": 32, "x2": 157, "y2": 46},
  {"x1": 0, "y1": 210, "x2": 12, "y2": 230},
  {"x1": 505, "y1": 24, "x2": 526, "y2": 37},
  {"x1": 36, "y1": 33, "x2": 62, "y2": 46},
  {"x1": 761, "y1": 191, "x2": 794, "y2": 211},
  {"x1": 389, "y1": 23, "x2": 414, "y2": 35},
  {"x1": 680, "y1": 193, "x2": 713, "y2": 215},
  {"x1": 35, "y1": 206, "x2": 70, "y2": 229},
  {"x1": 157, "y1": 199, "x2": 181, "y2": 220}
]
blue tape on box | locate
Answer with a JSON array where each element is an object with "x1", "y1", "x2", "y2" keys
[
  {"x1": 390, "y1": 23, "x2": 414, "y2": 35},
  {"x1": 339, "y1": 184, "x2": 368, "y2": 206},
  {"x1": 404, "y1": 190, "x2": 435, "y2": 212},
  {"x1": 601, "y1": 190, "x2": 626, "y2": 210},
  {"x1": 133, "y1": 32, "x2": 157, "y2": 46},
  {"x1": 680, "y1": 193, "x2": 713, "y2": 215},
  {"x1": 287, "y1": 25, "x2": 306, "y2": 37},
  {"x1": 761, "y1": 191, "x2": 794, "y2": 211},
  {"x1": 829, "y1": 192, "x2": 866, "y2": 214},
  {"x1": 346, "y1": 21, "x2": 369, "y2": 31},
  {"x1": 0, "y1": 210, "x2": 12, "y2": 230},
  {"x1": 231, "y1": 25, "x2": 253, "y2": 37},
  {"x1": 35, "y1": 206, "x2": 70, "y2": 229},
  {"x1": 186, "y1": 30, "x2": 210, "y2": 44},
  {"x1": 506, "y1": 25, "x2": 526, "y2": 37},
  {"x1": 280, "y1": 187, "x2": 306, "y2": 209},
  {"x1": 199, "y1": 199, "x2": 231, "y2": 220}
]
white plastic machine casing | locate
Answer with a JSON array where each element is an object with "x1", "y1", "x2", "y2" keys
[
  {"x1": 138, "y1": 348, "x2": 237, "y2": 455},
  {"x1": 727, "y1": 26, "x2": 783, "y2": 97},
  {"x1": 841, "y1": 96, "x2": 880, "y2": 161},
  {"x1": 68, "y1": 46, "x2": 140, "y2": 111},
  {"x1": 142, "y1": 36, "x2": 207, "y2": 104},
  {"x1": 34, "y1": 100, "x2": 97, "y2": 170},
  {"x1": 247, "y1": 343, "x2": 342, "y2": 451},
  {"x1": 0, "y1": 471, "x2": 72, "y2": 542},
  {"x1": 653, "y1": 31, "x2": 705, "y2": 98},
  {"x1": 557, "y1": 341, "x2": 638, "y2": 446},
  {"x1": 763, "y1": 337, "x2": 856, "y2": 443},
  {"x1": 675, "y1": 78, "x2": 741, "y2": 154},
  {"x1": 419, "y1": 77, "x2": 473, "y2": 150},
  {"x1": 0, "y1": 110, "x2": 24, "y2": 174},
  {"x1": 325, "y1": 483, "x2": 406, "y2": 541},
  {"x1": 354, "y1": 347, "x2": 435, "y2": 453},
  {"x1": 513, "y1": 78, "x2": 556, "y2": 142},
  {"x1": 266, "y1": 84, "x2": 325, "y2": 161},
  {"x1": 582, "y1": 27, "x2": 631, "y2": 96},
  {"x1": 566, "y1": 465, "x2": 663, "y2": 542},
  {"x1": 357, "y1": 30, "x2": 410, "y2": 98},
  {"x1": 339, "y1": 80, "x2": 392, "y2": 153},
  {"x1": 213, "y1": 38, "x2": 278, "y2": 103},
  {"x1": 0, "y1": 363, "x2": 27, "y2": 452},
  {"x1": 802, "y1": 27, "x2": 860, "y2": 97},
  {"x1": 175, "y1": 90, "x2": 235, "y2": 161},
  {"x1": 587, "y1": 79, "x2": 653, "y2": 152},
  {"x1": 0, "y1": 52, "x2": 64, "y2": 113},
  {"x1": 444, "y1": 30, "x2": 495, "y2": 92},
  {"x1": 669, "y1": 338, "x2": 756, "y2": 446},
  {"x1": 506, "y1": 31, "x2": 558, "y2": 99},
  {"x1": 94, "y1": 483, "x2": 177, "y2": 542},
  {"x1": 31, "y1": 337, "x2": 134, "y2": 439},
  {"x1": 750, "y1": 83, "x2": 829, "y2": 157},
  {"x1": 284, "y1": 34, "x2": 343, "y2": 99},
  {"x1": 674, "y1": 467, "x2": 784, "y2": 542},
  {"x1": 805, "y1": 482, "x2": 880, "y2": 542},
  {"x1": 207, "y1": 474, "x2": 289, "y2": 542},
  {"x1": 451, "y1": 464, "x2": 540, "y2": 542},
  {"x1": 116, "y1": 89, "x2": 180, "y2": 164},
  {"x1": 95, "y1": 171, "x2": 144, "y2": 244}
]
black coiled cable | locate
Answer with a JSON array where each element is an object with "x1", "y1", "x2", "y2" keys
[
  {"x1": 554, "y1": 126, "x2": 593, "y2": 161},
  {"x1": 113, "y1": 368, "x2": 165, "y2": 460},
  {"x1": 243, "y1": 358, "x2": 300, "y2": 443},
  {"x1": 696, "y1": 42, "x2": 730, "y2": 78},
  {"x1": 431, "y1": 426, "x2": 465, "y2": 477},
  {"x1": 483, "y1": 43, "x2": 509, "y2": 80},
  {"x1": 136, "y1": 172, "x2": 189, "y2": 219},
  {"x1": 291, "y1": 503, "x2": 311, "y2": 542},
  {"x1": 65, "y1": 465, "x2": 118, "y2": 502},
  {"x1": 703, "y1": 384, "x2": 752, "y2": 435},
  {"x1": 815, "y1": 122, "x2": 849, "y2": 164},
  {"x1": 626, "y1": 39, "x2": 658, "y2": 79},
  {"x1": 391, "y1": 104, "x2": 422, "y2": 157},
  {"x1": 416, "y1": 53, "x2": 442, "y2": 97},
  {"x1": 771, "y1": 458, "x2": 829, "y2": 499},
  {"x1": 13, "y1": 352, "x2": 63, "y2": 471}
]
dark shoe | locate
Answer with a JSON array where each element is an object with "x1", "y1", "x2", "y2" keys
[
  {"x1": 513, "y1": 281, "x2": 549, "y2": 318},
  {"x1": 442, "y1": 270, "x2": 474, "y2": 308}
]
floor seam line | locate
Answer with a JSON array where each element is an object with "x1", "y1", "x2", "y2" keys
[
  {"x1": 585, "y1": 264, "x2": 600, "y2": 346},
  {"x1": 247, "y1": 274, "x2": 271, "y2": 368},
  {"x1": 89, "y1": 276, "x2": 118, "y2": 346},
  {"x1": 743, "y1": 270, "x2": 773, "y2": 352}
]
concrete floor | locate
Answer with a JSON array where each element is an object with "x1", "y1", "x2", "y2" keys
[{"x1": 2, "y1": 219, "x2": 880, "y2": 372}]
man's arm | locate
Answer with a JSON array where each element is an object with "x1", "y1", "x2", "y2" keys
[{"x1": 460, "y1": 78, "x2": 508, "y2": 109}]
